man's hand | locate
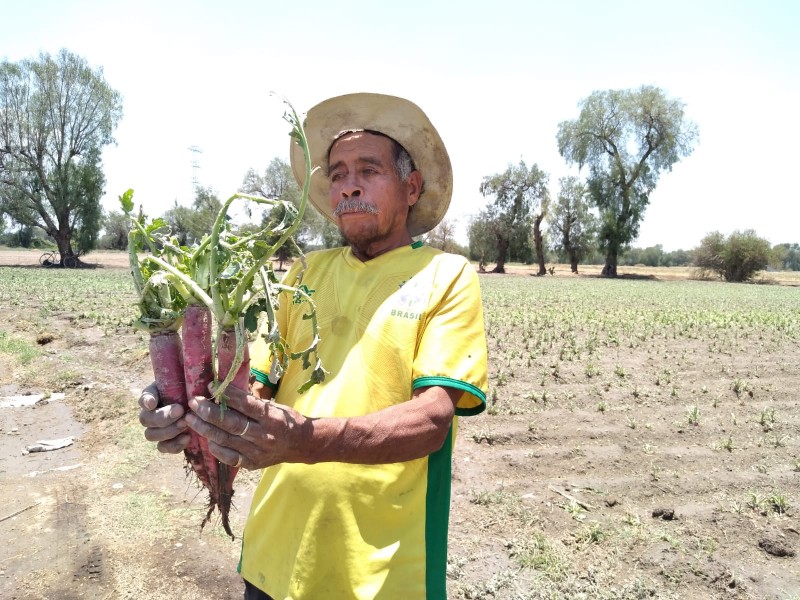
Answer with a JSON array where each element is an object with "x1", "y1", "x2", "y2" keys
[
  {"x1": 138, "y1": 382, "x2": 191, "y2": 454},
  {"x1": 184, "y1": 384, "x2": 304, "y2": 471}
]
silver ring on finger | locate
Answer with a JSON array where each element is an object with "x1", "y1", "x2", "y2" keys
[
  {"x1": 234, "y1": 454, "x2": 243, "y2": 469},
  {"x1": 235, "y1": 418, "x2": 251, "y2": 437}
]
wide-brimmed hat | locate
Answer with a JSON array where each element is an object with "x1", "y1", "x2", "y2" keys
[{"x1": 289, "y1": 93, "x2": 453, "y2": 237}]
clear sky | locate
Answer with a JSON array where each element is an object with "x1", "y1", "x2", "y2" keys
[{"x1": 3, "y1": 0, "x2": 798, "y2": 250}]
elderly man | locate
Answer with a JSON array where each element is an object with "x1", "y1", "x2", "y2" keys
[{"x1": 139, "y1": 93, "x2": 488, "y2": 599}]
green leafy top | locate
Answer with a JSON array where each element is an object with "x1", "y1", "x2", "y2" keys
[{"x1": 120, "y1": 98, "x2": 325, "y2": 398}]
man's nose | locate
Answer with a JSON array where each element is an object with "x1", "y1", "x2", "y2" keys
[{"x1": 340, "y1": 177, "x2": 362, "y2": 198}]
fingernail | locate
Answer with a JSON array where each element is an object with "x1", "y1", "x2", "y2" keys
[{"x1": 170, "y1": 404, "x2": 183, "y2": 418}]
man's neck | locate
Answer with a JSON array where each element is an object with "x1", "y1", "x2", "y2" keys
[{"x1": 349, "y1": 232, "x2": 414, "y2": 262}]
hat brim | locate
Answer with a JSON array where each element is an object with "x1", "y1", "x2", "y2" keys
[{"x1": 290, "y1": 93, "x2": 452, "y2": 237}]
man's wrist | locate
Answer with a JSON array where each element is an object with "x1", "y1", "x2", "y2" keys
[{"x1": 287, "y1": 414, "x2": 345, "y2": 465}]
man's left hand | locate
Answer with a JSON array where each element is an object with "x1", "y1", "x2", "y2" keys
[{"x1": 185, "y1": 386, "x2": 308, "y2": 470}]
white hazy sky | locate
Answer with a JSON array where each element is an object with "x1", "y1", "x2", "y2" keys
[{"x1": 4, "y1": 0, "x2": 799, "y2": 250}]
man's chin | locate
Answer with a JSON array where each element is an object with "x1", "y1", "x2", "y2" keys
[{"x1": 340, "y1": 224, "x2": 384, "y2": 250}]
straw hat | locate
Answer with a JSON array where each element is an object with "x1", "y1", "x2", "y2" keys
[{"x1": 289, "y1": 93, "x2": 453, "y2": 237}]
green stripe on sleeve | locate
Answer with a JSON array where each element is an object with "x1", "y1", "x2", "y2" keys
[
  {"x1": 250, "y1": 368, "x2": 279, "y2": 390},
  {"x1": 413, "y1": 376, "x2": 486, "y2": 416}
]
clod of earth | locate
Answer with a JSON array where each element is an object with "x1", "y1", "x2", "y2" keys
[
  {"x1": 36, "y1": 332, "x2": 55, "y2": 345},
  {"x1": 652, "y1": 507, "x2": 676, "y2": 520},
  {"x1": 758, "y1": 538, "x2": 795, "y2": 557}
]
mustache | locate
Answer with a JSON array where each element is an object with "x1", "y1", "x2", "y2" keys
[{"x1": 333, "y1": 199, "x2": 380, "y2": 216}]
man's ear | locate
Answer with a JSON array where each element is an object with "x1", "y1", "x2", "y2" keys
[{"x1": 407, "y1": 170, "x2": 423, "y2": 207}]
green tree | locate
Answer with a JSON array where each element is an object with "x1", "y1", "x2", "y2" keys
[
  {"x1": 773, "y1": 243, "x2": 800, "y2": 271},
  {"x1": 190, "y1": 186, "x2": 224, "y2": 237},
  {"x1": 242, "y1": 158, "x2": 343, "y2": 255},
  {"x1": 663, "y1": 248, "x2": 692, "y2": 267},
  {"x1": 694, "y1": 230, "x2": 771, "y2": 282},
  {"x1": 557, "y1": 85, "x2": 698, "y2": 276},
  {"x1": 551, "y1": 176, "x2": 597, "y2": 273},
  {"x1": 0, "y1": 49, "x2": 122, "y2": 265},
  {"x1": 98, "y1": 210, "x2": 130, "y2": 250},
  {"x1": 424, "y1": 216, "x2": 467, "y2": 255},
  {"x1": 161, "y1": 187, "x2": 224, "y2": 246},
  {"x1": 479, "y1": 160, "x2": 549, "y2": 274},
  {"x1": 468, "y1": 211, "x2": 495, "y2": 271}
]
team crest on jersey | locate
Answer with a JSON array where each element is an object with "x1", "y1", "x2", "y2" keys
[{"x1": 390, "y1": 278, "x2": 427, "y2": 320}]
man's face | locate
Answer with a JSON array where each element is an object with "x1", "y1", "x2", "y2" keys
[{"x1": 327, "y1": 132, "x2": 421, "y2": 258}]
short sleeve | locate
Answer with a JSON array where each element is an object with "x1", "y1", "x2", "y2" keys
[{"x1": 412, "y1": 258, "x2": 488, "y2": 416}]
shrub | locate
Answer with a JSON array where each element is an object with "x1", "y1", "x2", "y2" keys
[{"x1": 694, "y1": 230, "x2": 772, "y2": 282}]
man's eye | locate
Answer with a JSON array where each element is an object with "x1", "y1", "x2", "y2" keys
[{"x1": 330, "y1": 172, "x2": 344, "y2": 181}]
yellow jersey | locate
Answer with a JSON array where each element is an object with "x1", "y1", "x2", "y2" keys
[{"x1": 243, "y1": 242, "x2": 488, "y2": 599}]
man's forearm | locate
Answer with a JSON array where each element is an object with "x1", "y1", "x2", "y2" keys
[{"x1": 289, "y1": 386, "x2": 459, "y2": 465}]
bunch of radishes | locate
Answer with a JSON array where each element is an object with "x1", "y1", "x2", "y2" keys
[{"x1": 121, "y1": 101, "x2": 323, "y2": 538}]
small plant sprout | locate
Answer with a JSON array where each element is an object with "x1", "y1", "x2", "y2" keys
[
  {"x1": 596, "y1": 401, "x2": 608, "y2": 413},
  {"x1": 687, "y1": 405, "x2": 701, "y2": 426},
  {"x1": 746, "y1": 491, "x2": 767, "y2": 515},
  {"x1": 564, "y1": 500, "x2": 586, "y2": 521},
  {"x1": 643, "y1": 443, "x2": 655, "y2": 455},
  {"x1": 650, "y1": 463, "x2": 662, "y2": 481},
  {"x1": 623, "y1": 512, "x2": 642, "y2": 527},
  {"x1": 614, "y1": 364, "x2": 626, "y2": 378},
  {"x1": 655, "y1": 367, "x2": 674, "y2": 386},
  {"x1": 716, "y1": 436, "x2": 734, "y2": 452},
  {"x1": 732, "y1": 377, "x2": 752, "y2": 398},
  {"x1": 496, "y1": 370, "x2": 508, "y2": 386},
  {"x1": 585, "y1": 362, "x2": 602, "y2": 378},
  {"x1": 626, "y1": 415, "x2": 638, "y2": 429},
  {"x1": 759, "y1": 407, "x2": 776, "y2": 432},
  {"x1": 766, "y1": 434, "x2": 789, "y2": 448},
  {"x1": 574, "y1": 522, "x2": 606, "y2": 545},
  {"x1": 768, "y1": 490, "x2": 789, "y2": 515}
]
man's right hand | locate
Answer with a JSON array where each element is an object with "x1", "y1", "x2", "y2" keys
[{"x1": 138, "y1": 382, "x2": 191, "y2": 454}]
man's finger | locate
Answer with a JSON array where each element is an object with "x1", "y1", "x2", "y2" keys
[
  {"x1": 156, "y1": 432, "x2": 191, "y2": 454},
  {"x1": 207, "y1": 439, "x2": 245, "y2": 467},
  {"x1": 143, "y1": 419, "x2": 187, "y2": 443},
  {"x1": 188, "y1": 397, "x2": 253, "y2": 438},
  {"x1": 139, "y1": 403, "x2": 185, "y2": 428},
  {"x1": 213, "y1": 385, "x2": 267, "y2": 420},
  {"x1": 138, "y1": 382, "x2": 160, "y2": 411}
]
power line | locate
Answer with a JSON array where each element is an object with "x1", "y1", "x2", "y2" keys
[{"x1": 188, "y1": 145, "x2": 202, "y2": 198}]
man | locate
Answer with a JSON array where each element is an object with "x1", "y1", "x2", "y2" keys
[{"x1": 139, "y1": 93, "x2": 488, "y2": 599}]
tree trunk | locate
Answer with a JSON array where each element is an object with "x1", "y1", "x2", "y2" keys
[
  {"x1": 492, "y1": 237, "x2": 508, "y2": 273},
  {"x1": 533, "y1": 216, "x2": 546, "y2": 276},
  {"x1": 51, "y1": 230, "x2": 77, "y2": 267},
  {"x1": 601, "y1": 248, "x2": 618, "y2": 277},
  {"x1": 569, "y1": 251, "x2": 579, "y2": 274}
]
